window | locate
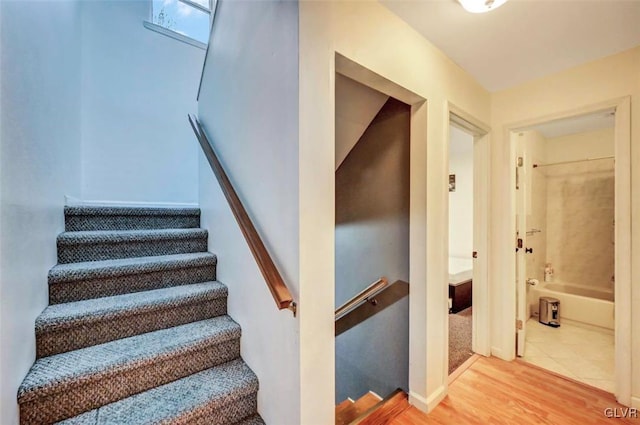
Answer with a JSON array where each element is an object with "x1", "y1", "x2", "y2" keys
[{"x1": 146, "y1": 0, "x2": 215, "y2": 48}]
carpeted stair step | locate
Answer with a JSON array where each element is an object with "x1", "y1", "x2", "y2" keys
[
  {"x1": 64, "y1": 206, "x2": 201, "y2": 231},
  {"x1": 18, "y1": 316, "x2": 242, "y2": 425},
  {"x1": 57, "y1": 228, "x2": 208, "y2": 264},
  {"x1": 48, "y1": 252, "x2": 217, "y2": 304},
  {"x1": 232, "y1": 414, "x2": 266, "y2": 425},
  {"x1": 36, "y1": 281, "x2": 228, "y2": 358},
  {"x1": 55, "y1": 359, "x2": 260, "y2": 425}
]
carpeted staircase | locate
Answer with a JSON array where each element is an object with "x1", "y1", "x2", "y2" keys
[{"x1": 17, "y1": 206, "x2": 264, "y2": 425}]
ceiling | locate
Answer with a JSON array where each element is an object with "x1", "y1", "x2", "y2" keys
[{"x1": 380, "y1": 0, "x2": 640, "y2": 92}]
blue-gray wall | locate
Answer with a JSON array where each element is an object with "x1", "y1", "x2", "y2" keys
[{"x1": 335, "y1": 98, "x2": 410, "y2": 402}]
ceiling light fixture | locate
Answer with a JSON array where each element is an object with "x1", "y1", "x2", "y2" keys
[{"x1": 458, "y1": 0, "x2": 509, "y2": 13}]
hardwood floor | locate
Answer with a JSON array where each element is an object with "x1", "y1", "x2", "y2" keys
[
  {"x1": 357, "y1": 390, "x2": 410, "y2": 425},
  {"x1": 390, "y1": 356, "x2": 639, "y2": 424},
  {"x1": 336, "y1": 391, "x2": 382, "y2": 425}
]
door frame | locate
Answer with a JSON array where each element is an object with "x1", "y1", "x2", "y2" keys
[
  {"x1": 334, "y1": 53, "x2": 437, "y2": 411},
  {"x1": 447, "y1": 105, "x2": 491, "y2": 358},
  {"x1": 503, "y1": 97, "x2": 631, "y2": 406}
]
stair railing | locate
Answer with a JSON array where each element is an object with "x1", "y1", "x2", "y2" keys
[
  {"x1": 189, "y1": 114, "x2": 296, "y2": 316},
  {"x1": 335, "y1": 278, "x2": 409, "y2": 336},
  {"x1": 335, "y1": 277, "x2": 389, "y2": 320}
]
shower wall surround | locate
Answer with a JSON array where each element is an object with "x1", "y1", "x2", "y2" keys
[
  {"x1": 544, "y1": 128, "x2": 615, "y2": 290},
  {"x1": 545, "y1": 160, "x2": 614, "y2": 289}
]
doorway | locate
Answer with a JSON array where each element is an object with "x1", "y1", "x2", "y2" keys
[
  {"x1": 447, "y1": 124, "x2": 475, "y2": 375},
  {"x1": 334, "y1": 75, "x2": 410, "y2": 404},
  {"x1": 510, "y1": 98, "x2": 632, "y2": 404},
  {"x1": 447, "y1": 110, "x2": 491, "y2": 376}
]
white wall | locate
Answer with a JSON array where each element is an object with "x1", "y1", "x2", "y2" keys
[
  {"x1": 197, "y1": 2, "x2": 300, "y2": 424},
  {"x1": 490, "y1": 46, "x2": 640, "y2": 407},
  {"x1": 0, "y1": 2, "x2": 82, "y2": 423},
  {"x1": 545, "y1": 127, "x2": 615, "y2": 161},
  {"x1": 448, "y1": 125, "x2": 474, "y2": 260},
  {"x1": 299, "y1": 2, "x2": 490, "y2": 421},
  {"x1": 80, "y1": 0, "x2": 203, "y2": 204}
]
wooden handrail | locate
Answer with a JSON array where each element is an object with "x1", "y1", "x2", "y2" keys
[
  {"x1": 335, "y1": 280, "x2": 409, "y2": 336},
  {"x1": 188, "y1": 114, "x2": 296, "y2": 316},
  {"x1": 335, "y1": 277, "x2": 388, "y2": 320}
]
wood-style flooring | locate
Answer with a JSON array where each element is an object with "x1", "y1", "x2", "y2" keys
[
  {"x1": 336, "y1": 391, "x2": 382, "y2": 424},
  {"x1": 390, "y1": 356, "x2": 639, "y2": 424}
]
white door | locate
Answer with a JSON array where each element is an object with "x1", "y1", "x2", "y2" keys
[
  {"x1": 515, "y1": 139, "x2": 528, "y2": 357},
  {"x1": 471, "y1": 132, "x2": 489, "y2": 356}
]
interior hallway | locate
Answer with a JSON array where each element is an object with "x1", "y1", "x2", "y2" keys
[{"x1": 390, "y1": 356, "x2": 638, "y2": 424}]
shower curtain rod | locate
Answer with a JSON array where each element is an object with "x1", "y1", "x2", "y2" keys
[{"x1": 533, "y1": 155, "x2": 614, "y2": 168}]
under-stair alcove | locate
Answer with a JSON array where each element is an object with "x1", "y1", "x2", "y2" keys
[{"x1": 334, "y1": 74, "x2": 410, "y2": 408}]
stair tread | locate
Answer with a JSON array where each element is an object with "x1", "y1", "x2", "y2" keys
[
  {"x1": 37, "y1": 281, "x2": 227, "y2": 332},
  {"x1": 355, "y1": 390, "x2": 409, "y2": 425},
  {"x1": 65, "y1": 206, "x2": 201, "y2": 217},
  {"x1": 336, "y1": 392, "x2": 382, "y2": 425},
  {"x1": 55, "y1": 358, "x2": 259, "y2": 425},
  {"x1": 355, "y1": 392, "x2": 382, "y2": 407},
  {"x1": 49, "y1": 252, "x2": 217, "y2": 283},
  {"x1": 19, "y1": 316, "x2": 241, "y2": 401},
  {"x1": 335, "y1": 398, "x2": 354, "y2": 417},
  {"x1": 57, "y1": 228, "x2": 207, "y2": 244}
]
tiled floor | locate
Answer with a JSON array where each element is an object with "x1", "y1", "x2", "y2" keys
[{"x1": 522, "y1": 318, "x2": 615, "y2": 393}]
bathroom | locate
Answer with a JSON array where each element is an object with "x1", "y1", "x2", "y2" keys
[{"x1": 516, "y1": 111, "x2": 615, "y2": 392}]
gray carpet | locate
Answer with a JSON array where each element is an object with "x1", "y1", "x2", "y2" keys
[
  {"x1": 57, "y1": 228, "x2": 208, "y2": 263},
  {"x1": 449, "y1": 307, "x2": 473, "y2": 374},
  {"x1": 64, "y1": 206, "x2": 201, "y2": 231},
  {"x1": 36, "y1": 281, "x2": 228, "y2": 357},
  {"x1": 55, "y1": 359, "x2": 260, "y2": 425},
  {"x1": 48, "y1": 252, "x2": 217, "y2": 304},
  {"x1": 18, "y1": 206, "x2": 263, "y2": 425}
]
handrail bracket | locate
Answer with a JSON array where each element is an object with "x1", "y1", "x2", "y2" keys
[{"x1": 287, "y1": 301, "x2": 297, "y2": 317}]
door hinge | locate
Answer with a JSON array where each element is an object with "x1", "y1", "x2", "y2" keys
[{"x1": 516, "y1": 319, "x2": 523, "y2": 330}]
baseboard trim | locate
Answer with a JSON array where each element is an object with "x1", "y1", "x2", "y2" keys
[
  {"x1": 426, "y1": 385, "x2": 446, "y2": 411},
  {"x1": 631, "y1": 396, "x2": 640, "y2": 409},
  {"x1": 65, "y1": 196, "x2": 198, "y2": 209},
  {"x1": 409, "y1": 385, "x2": 446, "y2": 413},
  {"x1": 408, "y1": 391, "x2": 428, "y2": 412}
]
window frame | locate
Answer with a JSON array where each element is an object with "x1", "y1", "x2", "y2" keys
[{"x1": 144, "y1": 0, "x2": 214, "y2": 50}]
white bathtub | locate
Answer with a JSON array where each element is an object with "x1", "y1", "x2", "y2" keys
[{"x1": 532, "y1": 281, "x2": 614, "y2": 330}]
